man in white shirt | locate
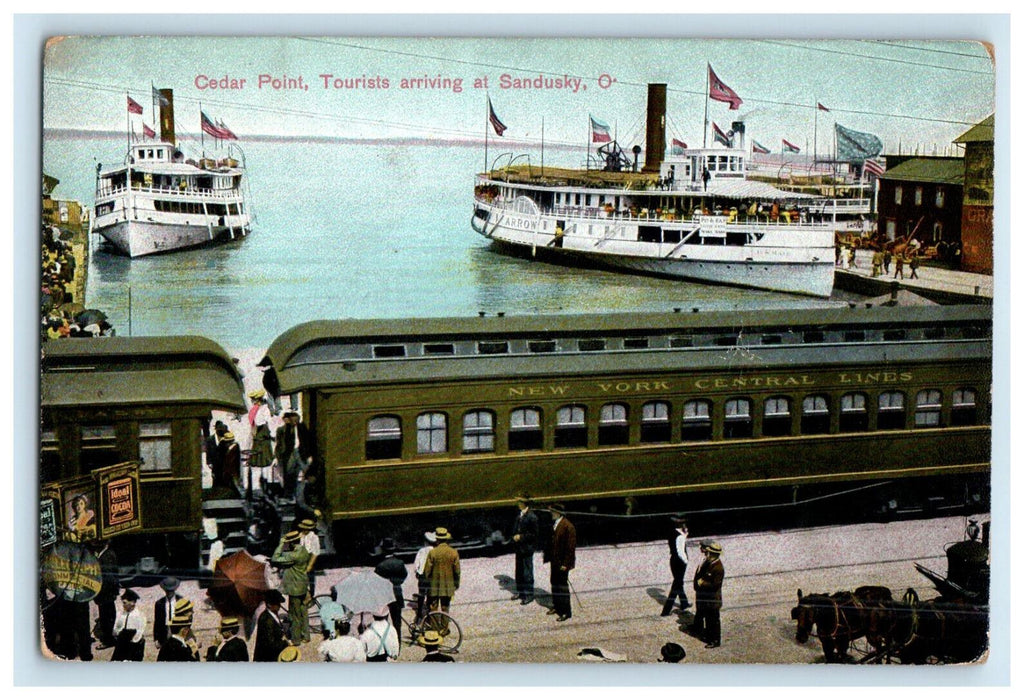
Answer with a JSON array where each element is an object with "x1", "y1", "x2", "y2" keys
[
  {"x1": 111, "y1": 589, "x2": 146, "y2": 661},
  {"x1": 661, "y1": 514, "x2": 692, "y2": 616},
  {"x1": 317, "y1": 619, "x2": 366, "y2": 662},
  {"x1": 413, "y1": 531, "x2": 436, "y2": 619},
  {"x1": 298, "y1": 518, "x2": 320, "y2": 597},
  {"x1": 360, "y1": 610, "x2": 399, "y2": 662}
]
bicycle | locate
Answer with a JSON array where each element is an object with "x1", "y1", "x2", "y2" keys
[{"x1": 401, "y1": 599, "x2": 462, "y2": 654}]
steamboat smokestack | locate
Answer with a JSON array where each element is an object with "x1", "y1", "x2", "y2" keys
[
  {"x1": 643, "y1": 83, "x2": 667, "y2": 173},
  {"x1": 158, "y1": 88, "x2": 176, "y2": 147}
]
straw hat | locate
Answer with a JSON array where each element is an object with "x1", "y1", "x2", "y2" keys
[
  {"x1": 173, "y1": 598, "x2": 194, "y2": 617},
  {"x1": 282, "y1": 530, "x2": 301, "y2": 544},
  {"x1": 278, "y1": 646, "x2": 300, "y2": 662},
  {"x1": 419, "y1": 630, "x2": 442, "y2": 647},
  {"x1": 248, "y1": 389, "x2": 266, "y2": 400},
  {"x1": 222, "y1": 431, "x2": 235, "y2": 442},
  {"x1": 423, "y1": 531, "x2": 437, "y2": 544},
  {"x1": 434, "y1": 526, "x2": 452, "y2": 541},
  {"x1": 170, "y1": 611, "x2": 193, "y2": 627},
  {"x1": 220, "y1": 616, "x2": 240, "y2": 633},
  {"x1": 704, "y1": 541, "x2": 723, "y2": 555},
  {"x1": 297, "y1": 519, "x2": 317, "y2": 532}
]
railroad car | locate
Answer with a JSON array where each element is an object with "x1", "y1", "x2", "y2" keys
[{"x1": 262, "y1": 304, "x2": 992, "y2": 555}]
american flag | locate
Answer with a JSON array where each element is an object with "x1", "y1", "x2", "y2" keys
[
  {"x1": 863, "y1": 158, "x2": 885, "y2": 177},
  {"x1": 201, "y1": 111, "x2": 238, "y2": 141},
  {"x1": 488, "y1": 99, "x2": 507, "y2": 136}
]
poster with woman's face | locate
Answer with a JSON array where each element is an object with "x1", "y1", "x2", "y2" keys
[{"x1": 63, "y1": 487, "x2": 96, "y2": 542}]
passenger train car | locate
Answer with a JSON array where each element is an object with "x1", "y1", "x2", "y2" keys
[{"x1": 263, "y1": 304, "x2": 991, "y2": 555}]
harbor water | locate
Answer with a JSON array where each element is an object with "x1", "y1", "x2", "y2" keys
[{"x1": 44, "y1": 132, "x2": 844, "y2": 351}]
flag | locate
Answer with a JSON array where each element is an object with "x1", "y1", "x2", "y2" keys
[
  {"x1": 862, "y1": 158, "x2": 885, "y2": 177},
  {"x1": 218, "y1": 119, "x2": 239, "y2": 141},
  {"x1": 835, "y1": 123, "x2": 883, "y2": 162},
  {"x1": 708, "y1": 64, "x2": 742, "y2": 110},
  {"x1": 201, "y1": 111, "x2": 238, "y2": 140},
  {"x1": 487, "y1": 98, "x2": 507, "y2": 136},
  {"x1": 127, "y1": 96, "x2": 143, "y2": 114},
  {"x1": 142, "y1": 123, "x2": 155, "y2": 139},
  {"x1": 712, "y1": 122, "x2": 732, "y2": 147},
  {"x1": 590, "y1": 115, "x2": 611, "y2": 143},
  {"x1": 751, "y1": 140, "x2": 771, "y2": 155},
  {"x1": 670, "y1": 138, "x2": 687, "y2": 155},
  {"x1": 818, "y1": 102, "x2": 830, "y2": 112},
  {"x1": 782, "y1": 139, "x2": 801, "y2": 154},
  {"x1": 152, "y1": 86, "x2": 170, "y2": 107}
]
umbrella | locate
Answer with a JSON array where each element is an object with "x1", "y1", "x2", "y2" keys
[
  {"x1": 42, "y1": 541, "x2": 101, "y2": 603},
  {"x1": 331, "y1": 570, "x2": 395, "y2": 614},
  {"x1": 75, "y1": 309, "x2": 108, "y2": 326},
  {"x1": 208, "y1": 550, "x2": 271, "y2": 616}
]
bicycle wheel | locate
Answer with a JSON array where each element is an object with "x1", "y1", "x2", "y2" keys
[{"x1": 422, "y1": 611, "x2": 462, "y2": 653}]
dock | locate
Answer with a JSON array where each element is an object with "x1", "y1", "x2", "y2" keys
[{"x1": 834, "y1": 248, "x2": 992, "y2": 304}]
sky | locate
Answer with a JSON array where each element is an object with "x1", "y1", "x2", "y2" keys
[{"x1": 42, "y1": 36, "x2": 995, "y2": 158}]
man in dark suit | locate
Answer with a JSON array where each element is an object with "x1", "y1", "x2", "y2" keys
[
  {"x1": 254, "y1": 590, "x2": 289, "y2": 662},
  {"x1": 511, "y1": 495, "x2": 538, "y2": 605},
  {"x1": 692, "y1": 540, "x2": 725, "y2": 648},
  {"x1": 205, "y1": 616, "x2": 250, "y2": 661},
  {"x1": 156, "y1": 612, "x2": 199, "y2": 662},
  {"x1": 152, "y1": 576, "x2": 183, "y2": 648},
  {"x1": 205, "y1": 421, "x2": 229, "y2": 489},
  {"x1": 543, "y1": 504, "x2": 576, "y2": 621},
  {"x1": 660, "y1": 514, "x2": 691, "y2": 616},
  {"x1": 93, "y1": 540, "x2": 120, "y2": 648},
  {"x1": 274, "y1": 411, "x2": 313, "y2": 500},
  {"x1": 373, "y1": 538, "x2": 408, "y2": 639}
]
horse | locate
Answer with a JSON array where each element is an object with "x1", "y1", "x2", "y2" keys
[{"x1": 791, "y1": 586, "x2": 894, "y2": 663}]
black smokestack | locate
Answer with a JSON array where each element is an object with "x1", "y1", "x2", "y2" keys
[
  {"x1": 643, "y1": 83, "x2": 667, "y2": 173},
  {"x1": 158, "y1": 88, "x2": 175, "y2": 147}
]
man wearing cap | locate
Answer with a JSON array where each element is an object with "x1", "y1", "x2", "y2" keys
[
  {"x1": 419, "y1": 630, "x2": 455, "y2": 662},
  {"x1": 272, "y1": 530, "x2": 311, "y2": 644},
  {"x1": 255, "y1": 590, "x2": 289, "y2": 662},
  {"x1": 206, "y1": 420, "x2": 229, "y2": 489},
  {"x1": 413, "y1": 531, "x2": 436, "y2": 620},
  {"x1": 153, "y1": 576, "x2": 183, "y2": 648},
  {"x1": 660, "y1": 515, "x2": 692, "y2": 616},
  {"x1": 221, "y1": 431, "x2": 241, "y2": 492},
  {"x1": 373, "y1": 538, "x2": 408, "y2": 639},
  {"x1": 511, "y1": 495, "x2": 539, "y2": 605},
  {"x1": 318, "y1": 619, "x2": 366, "y2": 662},
  {"x1": 424, "y1": 526, "x2": 461, "y2": 627},
  {"x1": 692, "y1": 541, "x2": 725, "y2": 648},
  {"x1": 205, "y1": 616, "x2": 249, "y2": 662},
  {"x1": 111, "y1": 589, "x2": 146, "y2": 662},
  {"x1": 297, "y1": 518, "x2": 320, "y2": 597},
  {"x1": 156, "y1": 609, "x2": 198, "y2": 662},
  {"x1": 543, "y1": 504, "x2": 576, "y2": 621},
  {"x1": 275, "y1": 411, "x2": 313, "y2": 500}
]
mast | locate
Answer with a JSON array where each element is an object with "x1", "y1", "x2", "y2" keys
[
  {"x1": 540, "y1": 115, "x2": 545, "y2": 178},
  {"x1": 813, "y1": 100, "x2": 818, "y2": 165},
  {"x1": 483, "y1": 94, "x2": 489, "y2": 174},
  {"x1": 703, "y1": 65, "x2": 710, "y2": 148}
]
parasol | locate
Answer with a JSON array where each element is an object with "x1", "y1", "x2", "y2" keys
[
  {"x1": 331, "y1": 570, "x2": 395, "y2": 614},
  {"x1": 42, "y1": 541, "x2": 101, "y2": 602},
  {"x1": 208, "y1": 550, "x2": 271, "y2": 616}
]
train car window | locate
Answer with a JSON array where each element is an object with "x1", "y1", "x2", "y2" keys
[
  {"x1": 723, "y1": 398, "x2": 753, "y2": 439},
  {"x1": 762, "y1": 397, "x2": 792, "y2": 437},
  {"x1": 951, "y1": 388, "x2": 978, "y2": 427},
  {"x1": 883, "y1": 329, "x2": 907, "y2": 341},
  {"x1": 509, "y1": 408, "x2": 543, "y2": 451},
  {"x1": 760, "y1": 335, "x2": 782, "y2": 345},
  {"x1": 914, "y1": 390, "x2": 943, "y2": 428},
  {"x1": 670, "y1": 337, "x2": 692, "y2": 348},
  {"x1": 681, "y1": 400, "x2": 713, "y2": 441},
  {"x1": 578, "y1": 339, "x2": 606, "y2": 352},
  {"x1": 423, "y1": 343, "x2": 455, "y2": 356},
  {"x1": 373, "y1": 345, "x2": 406, "y2": 358},
  {"x1": 923, "y1": 327, "x2": 945, "y2": 340},
  {"x1": 803, "y1": 331, "x2": 825, "y2": 344},
  {"x1": 81, "y1": 425, "x2": 120, "y2": 472},
  {"x1": 138, "y1": 421, "x2": 172, "y2": 472},
  {"x1": 416, "y1": 412, "x2": 448, "y2": 454},
  {"x1": 844, "y1": 331, "x2": 865, "y2": 342},
  {"x1": 962, "y1": 325, "x2": 989, "y2": 339},
  {"x1": 716, "y1": 336, "x2": 738, "y2": 347},
  {"x1": 598, "y1": 403, "x2": 630, "y2": 446},
  {"x1": 877, "y1": 391, "x2": 907, "y2": 430},
  {"x1": 478, "y1": 341, "x2": 509, "y2": 355},
  {"x1": 801, "y1": 395, "x2": 831, "y2": 434},
  {"x1": 462, "y1": 411, "x2": 495, "y2": 453},
  {"x1": 555, "y1": 405, "x2": 588, "y2": 448},
  {"x1": 528, "y1": 340, "x2": 558, "y2": 353},
  {"x1": 622, "y1": 338, "x2": 649, "y2": 350},
  {"x1": 641, "y1": 401, "x2": 672, "y2": 443},
  {"x1": 839, "y1": 393, "x2": 869, "y2": 432},
  {"x1": 366, "y1": 416, "x2": 402, "y2": 460}
]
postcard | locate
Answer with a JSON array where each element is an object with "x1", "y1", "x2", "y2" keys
[{"x1": 38, "y1": 33, "x2": 997, "y2": 670}]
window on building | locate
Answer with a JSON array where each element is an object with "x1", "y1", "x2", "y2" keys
[
  {"x1": 81, "y1": 425, "x2": 119, "y2": 472},
  {"x1": 877, "y1": 391, "x2": 907, "y2": 430},
  {"x1": 462, "y1": 411, "x2": 495, "y2": 453},
  {"x1": 555, "y1": 405, "x2": 588, "y2": 448},
  {"x1": 801, "y1": 395, "x2": 831, "y2": 434},
  {"x1": 895, "y1": 186, "x2": 903, "y2": 205},
  {"x1": 762, "y1": 396, "x2": 792, "y2": 437},
  {"x1": 598, "y1": 403, "x2": 630, "y2": 446},
  {"x1": 509, "y1": 407, "x2": 543, "y2": 451},
  {"x1": 41, "y1": 426, "x2": 62, "y2": 483},
  {"x1": 951, "y1": 388, "x2": 978, "y2": 427},
  {"x1": 914, "y1": 390, "x2": 943, "y2": 428},
  {"x1": 724, "y1": 398, "x2": 753, "y2": 439},
  {"x1": 840, "y1": 393, "x2": 869, "y2": 433},
  {"x1": 914, "y1": 186, "x2": 923, "y2": 206},
  {"x1": 936, "y1": 188, "x2": 945, "y2": 208},
  {"x1": 138, "y1": 421, "x2": 172, "y2": 472},
  {"x1": 681, "y1": 400, "x2": 713, "y2": 441},
  {"x1": 886, "y1": 219, "x2": 896, "y2": 238},
  {"x1": 933, "y1": 222, "x2": 944, "y2": 242},
  {"x1": 416, "y1": 413, "x2": 448, "y2": 454},
  {"x1": 366, "y1": 415, "x2": 402, "y2": 460},
  {"x1": 641, "y1": 401, "x2": 672, "y2": 443}
]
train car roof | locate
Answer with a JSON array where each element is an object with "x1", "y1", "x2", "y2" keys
[
  {"x1": 41, "y1": 335, "x2": 246, "y2": 411},
  {"x1": 264, "y1": 305, "x2": 992, "y2": 392}
]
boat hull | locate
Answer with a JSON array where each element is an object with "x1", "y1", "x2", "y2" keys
[{"x1": 96, "y1": 219, "x2": 249, "y2": 258}]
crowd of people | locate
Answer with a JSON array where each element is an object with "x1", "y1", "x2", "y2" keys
[{"x1": 40, "y1": 223, "x2": 113, "y2": 342}]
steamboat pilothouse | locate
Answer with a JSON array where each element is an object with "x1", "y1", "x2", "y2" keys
[
  {"x1": 92, "y1": 88, "x2": 252, "y2": 258},
  {"x1": 472, "y1": 84, "x2": 873, "y2": 298}
]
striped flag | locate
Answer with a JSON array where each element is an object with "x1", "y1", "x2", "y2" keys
[
  {"x1": 862, "y1": 158, "x2": 885, "y2": 177},
  {"x1": 670, "y1": 138, "x2": 687, "y2": 154},
  {"x1": 818, "y1": 102, "x2": 830, "y2": 112},
  {"x1": 782, "y1": 139, "x2": 801, "y2": 154},
  {"x1": 201, "y1": 111, "x2": 238, "y2": 140},
  {"x1": 590, "y1": 115, "x2": 612, "y2": 143},
  {"x1": 712, "y1": 122, "x2": 732, "y2": 147},
  {"x1": 751, "y1": 140, "x2": 771, "y2": 155},
  {"x1": 127, "y1": 96, "x2": 143, "y2": 114},
  {"x1": 708, "y1": 64, "x2": 742, "y2": 110},
  {"x1": 142, "y1": 123, "x2": 156, "y2": 139},
  {"x1": 488, "y1": 98, "x2": 507, "y2": 136}
]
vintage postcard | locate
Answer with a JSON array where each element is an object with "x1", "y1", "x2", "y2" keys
[{"x1": 38, "y1": 34, "x2": 997, "y2": 669}]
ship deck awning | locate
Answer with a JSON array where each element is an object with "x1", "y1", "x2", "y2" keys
[{"x1": 703, "y1": 179, "x2": 818, "y2": 200}]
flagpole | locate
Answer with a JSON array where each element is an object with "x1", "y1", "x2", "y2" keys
[
  {"x1": 541, "y1": 115, "x2": 545, "y2": 178},
  {"x1": 200, "y1": 102, "x2": 205, "y2": 156},
  {"x1": 150, "y1": 82, "x2": 156, "y2": 132},
  {"x1": 586, "y1": 117, "x2": 591, "y2": 170},
  {"x1": 483, "y1": 94, "x2": 489, "y2": 175},
  {"x1": 126, "y1": 91, "x2": 131, "y2": 154},
  {"x1": 813, "y1": 100, "x2": 818, "y2": 165},
  {"x1": 703, "y1": 66, "x2": 710, "y2": 149}
]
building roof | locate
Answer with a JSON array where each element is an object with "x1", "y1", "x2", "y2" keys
[
  {"x1": 881, "y1": 157, "x2": 966, "y2": 186},
  {"x1": 954, "y1": 115, "x2": 994, "y2": 144}
]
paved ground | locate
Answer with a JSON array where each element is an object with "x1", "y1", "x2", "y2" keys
[
  {"x1": 70, "y1": 512, "x2": 988, "y2": 665},
  {"x1": 839, "y1": 249, "x2": 993, "y2": 300}
]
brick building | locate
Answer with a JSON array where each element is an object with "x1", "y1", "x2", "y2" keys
[
  {"x1": 953, "y1": 115, "x2": 994, "y2": 274},
  {"x1": 875, "y1": 156, "x2": 965, "y2": 262}
]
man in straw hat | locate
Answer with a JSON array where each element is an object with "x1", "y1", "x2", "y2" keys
[
  {"x1": 153, "y1": 576, "x2": 183, "y2": 648},
  {"x1": 111, "y1": 589, "x2": 146, "y2": 662},
  {"x1": 297, "y1": 517, "x2": 321, "y2": 597},
  {"x1": 692, "y1": 540, "x2": 725, "y2": 648},
  {"x1": 255, "y1": 590, "x2": 289, "y2": 662},
  {"x1": 424, "y1": 526, "x2": 461, "y2": 628},
  {"x1": 272, "y1": 530, "x2": 311, "y2": 644},
  {"x1": 418, "y1": 630, "x2": 455, "y2": 662},
  {"x1": 660, "y1": 514, "x2": 692, "y2": 616},
  {"x1": 413, "y1": 530, "x2": 436, "y2": 619},
  {"x1": 205, "y1": 616, "x2": 249, "y2": 662},
  {"x1": 275, "y1": 410, "x2": 313, "y2": 500},
  {"x1": 156, "y1": 606, "x2": 198, "y2": 662},
  {"x1": 511, "y1": 494, "x2": 539, "y2": 605},
  {"x1": 543, "y1": 504, "x2": 576, "y2": 621}
]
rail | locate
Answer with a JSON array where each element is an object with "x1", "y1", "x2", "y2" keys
[{"x1": 95, "y1": 183, "x2": 245, "y2": 200}]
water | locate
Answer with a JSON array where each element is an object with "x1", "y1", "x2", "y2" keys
[{"x1": 44, "y1": 133, "x2": 842, "y2": 351}]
